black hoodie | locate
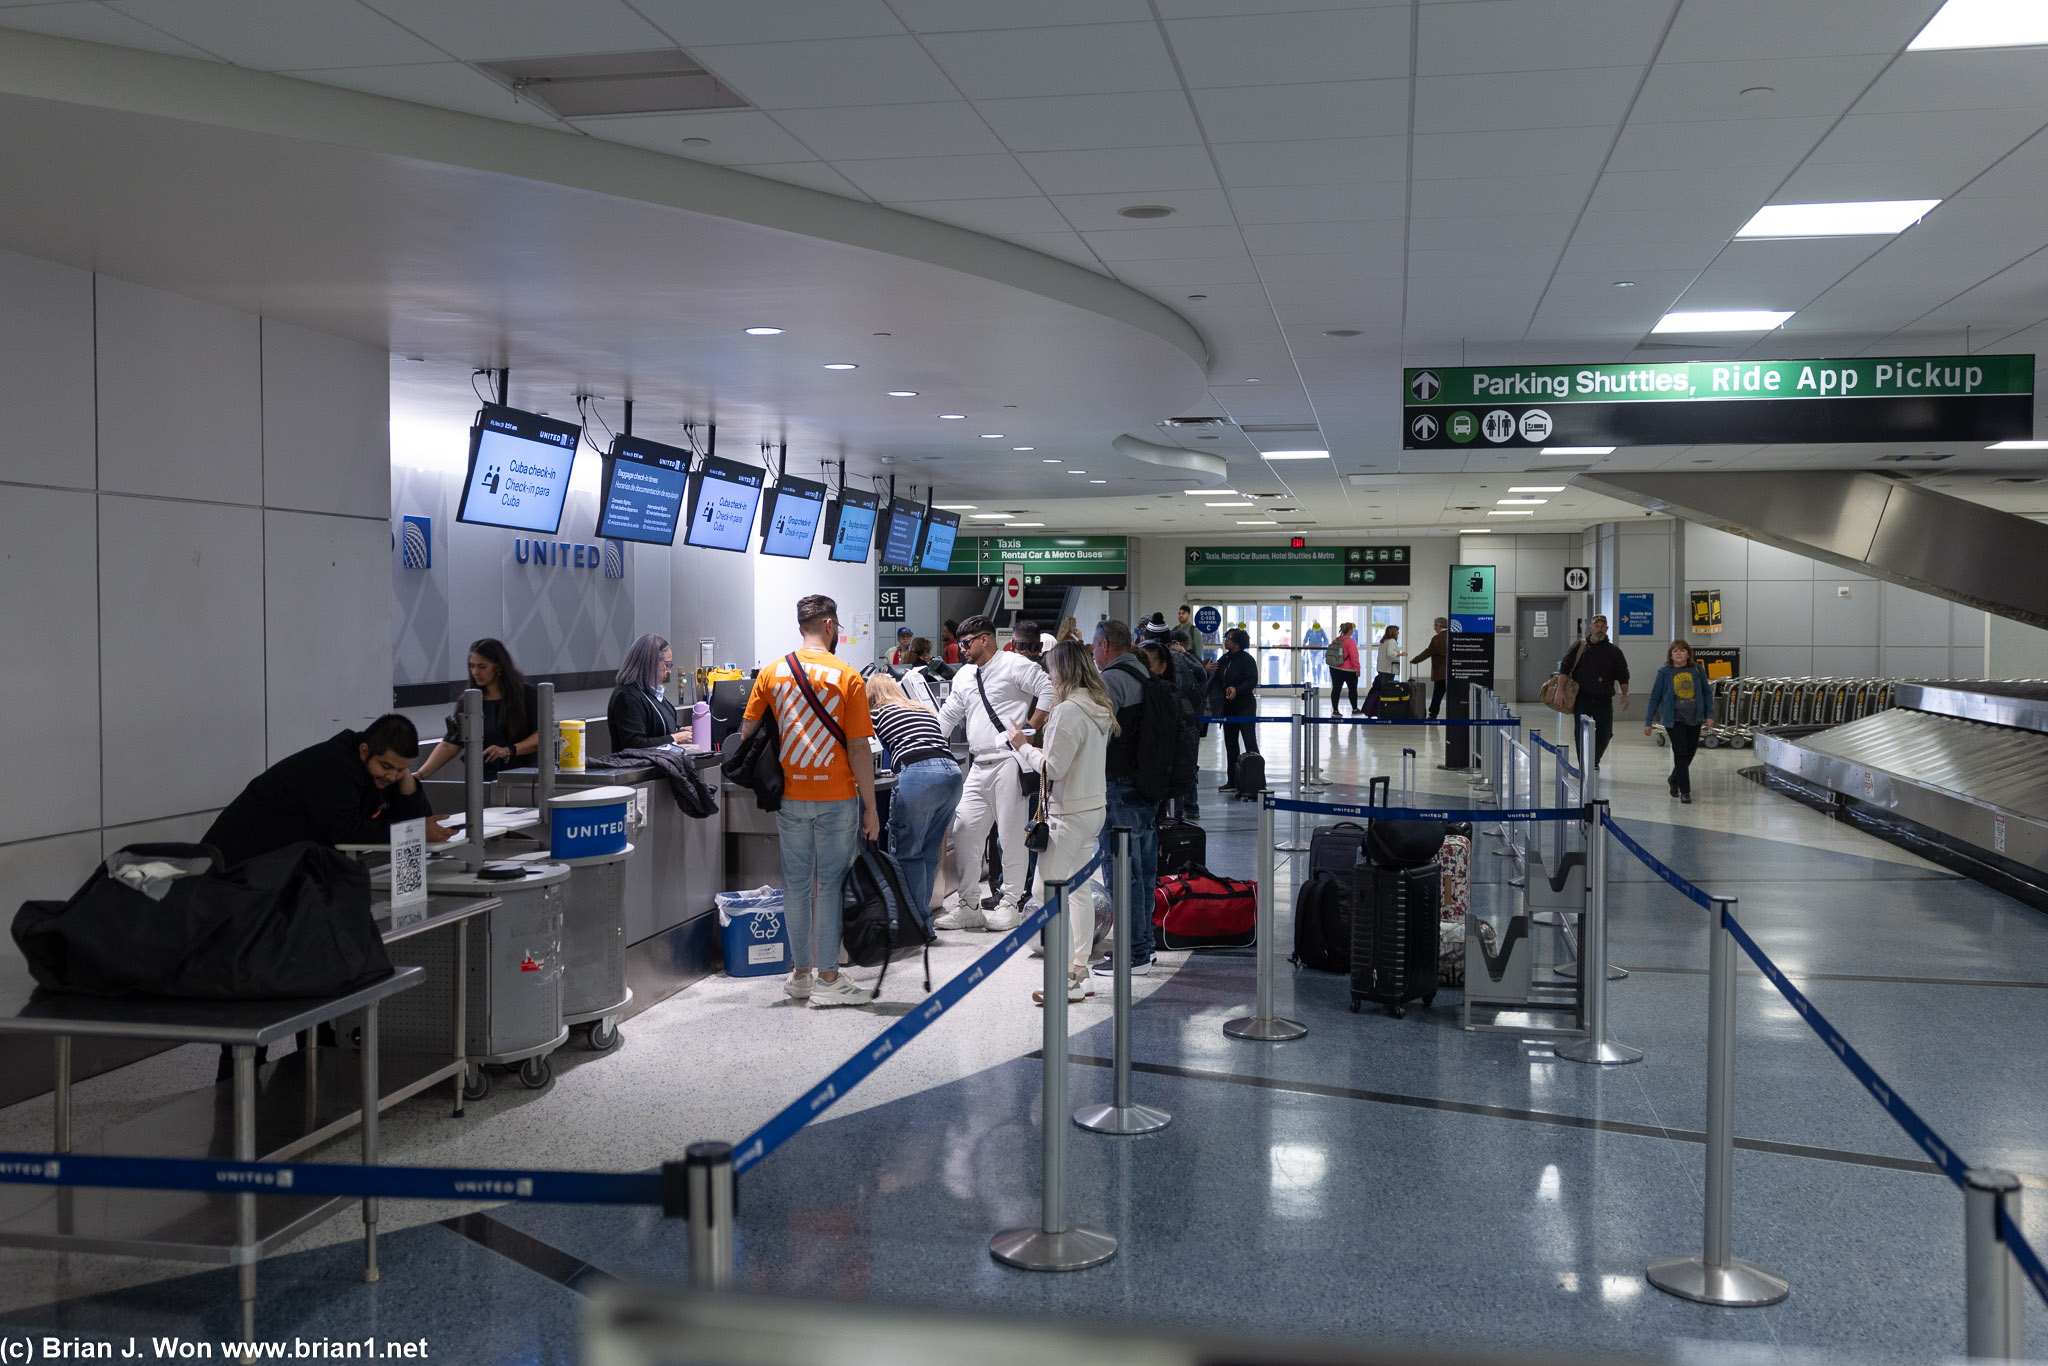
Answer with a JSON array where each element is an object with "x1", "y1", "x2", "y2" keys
[{"x1": 203, "y1": 730, "x2": 433, "y2": 869}]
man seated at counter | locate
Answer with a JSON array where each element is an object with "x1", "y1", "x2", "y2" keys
[
  {"x1": 410, "y1": 638, "x2": 540, "y2": 784},
  {"x1": 205, "y1": 715, "x2": 447, "y2": 868},
  {"x1": 608, "y1": 632, "x2": 691, "y2": 751}
]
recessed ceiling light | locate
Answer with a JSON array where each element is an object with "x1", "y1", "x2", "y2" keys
[
  {"x1": 1009, "y1": 521, "x2": 1044, "y2": 527},
  {"x1": 1910, "y1": 0, "x2": 2048, "y2": 50},
  {"x1": 1510, "y1": 486, "x2": 1568, "y2": 492},
  {"x1": 1740, "y1": 86, "x2": 1774, "y2": 97},
  {"x1": 1089, "y1": 479, "x2": 1107, "y2": 484},
  {"x1": 1614, "y1": 280, "x2": 1635, "y2": 287},
  {"x1": 938, "y1": 413, "x2": 966, "y2": 419},
  {"x1": 1497, "y1": 497, "x2": 1548, "y2": 505},
  {"x1": 1118, "y1": 204, "x2": 1176, "y2": 219},
  {"x1": 1460, "y1": 528, "x2": 1493, "y2": 534},
  {"x1": 887, "y1": 390, "x2": 917, "y2": 397},
  {"x1": 1487, "y1": 509, "x2": 1536, "y2": 516},
  {"x1": 1207, "y1": 501, "x2": 1255, "y2": 508},
  {"x1": 1187, "y1": 294, "x2": 1207, "y2": 301},
  {"x1": 1653, "y1": 310, "x2": 1794, "y2": 333},
  {"x1": 1262, "y1": 450, "x2": 1330, "y2": 460},
  {"x1": 1323, "y1": 329, "x2": 1361, "y2": 337},
  {"x1": 935, "y1": 503, "x2": 977, "y2": 510},
  {"x1": 1237, "y1": 519, "x2": 1277, "y2": 525},
  {"x1": 1043, "y1": 458, "x2": 1061, "y2": 463},
  {"x1": 1988, "y1": 440, "x2": 2048, "y2": 449},
  {"x1": 680, "y1": 136, "x2": 712, "y2": 145},
  {"x1": 821, "y1": 362, "x2": 858, "y2": 370},
  {"x1": 1244, "y1": 378, "x2": 1261, "y2": 383},
  {"x1": 969, "y1": 513, "x2": 1014, "y2": 520},
  {"x1": 1067, "y1": 469, "x2": 1087, "y2": 474},
  {"x1": 1185, "y1": 489, "x2": 1237, "y2": 495},
  {"x1": 743, "y1": 326, "x2": 783, "y2": 336},
  {"x1": 1540, "y1": 447, "x2": 1613, "y2": 456},
  {"x1": 1737, "y1": 200, "x2": 1940, "y2": 238},
  {"x1": 1013, "y1": 446, "x2": 1035, "y2": 451}
]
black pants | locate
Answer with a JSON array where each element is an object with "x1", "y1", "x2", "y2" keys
[
  {"x1": 1427, "y1": 678, "x2": 1447, "y2": 719},
  {"x1": 1575, "y1": 694, "x2": 1615, "y2": 767},
  {"x1": 1330, "y1": 669, "x2": 1359, "y2": 712},
  {"x1": 1223, "y1": 713, "x2": 1261, "y2": 783},
  {"x1": 1667, "y1": 722, "x2": 1701, "y2": 796}
]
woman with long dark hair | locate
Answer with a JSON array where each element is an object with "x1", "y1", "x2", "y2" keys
[{"x1": 412, "y1": 638, "x2": 539, "y2": 781}]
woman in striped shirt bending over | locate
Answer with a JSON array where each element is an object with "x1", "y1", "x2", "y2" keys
[{"x1": 865, "y1": 673, "x2": 964, "y2": 921}]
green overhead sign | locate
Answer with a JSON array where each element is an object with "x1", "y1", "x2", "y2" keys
[
  {"x1": 1184, "y1": 545, "x2": 1411, "y2": 588},
  {"x1": 881, "y1": 535, "x2": 1127, "y2": 583},
  {"x1": 1402, "y1": 353, "x2": 2034, "y2": 448}
]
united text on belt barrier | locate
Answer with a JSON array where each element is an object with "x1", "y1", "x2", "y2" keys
[
  {"x1": 731, "y1": 849, "x2": 1107, "y2": 1177},
  {"x1": 1263, "y1": 795, "x2": 1582, "y2": 823},
  {"x1": 0, "y1": 1151, "x2": 663, "y2": 1205}
]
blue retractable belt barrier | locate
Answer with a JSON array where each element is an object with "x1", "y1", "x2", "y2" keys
[
  {"x1": 732, "y1": 849, "x2": 1108, "y2": 1177},
  {"x1": 1530, "y1": 733, "x2": 1582, "y2": 778},
  {"x1": 1262, "y1": 795, "x2": 1580, "y2": 823},
  {"x1": 0, "y1": 1151, "x2": 663, "y2": 1205},
  {"x1": 1600, "y1": 813, "x2": 1711, "y2": 910},
  {"x1": 1194, "y1": 715, "x2": 1516, "y2": 727},
  {"x1": 2001, "y1": 1206, "x2": 2048, "y2": 1307}
]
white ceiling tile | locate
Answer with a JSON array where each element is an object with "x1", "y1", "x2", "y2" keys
[
  {"x1": 921, "y1": 23, "x2": 1180, "y2": 100},
  {"x1": 1407, "y1": 213, "x2": 1579, "y2": 251},
  {"x1": 1607, "y1": 117, "x2": 1833, "y2": 173},
  {"x1": 1414, "y1": 66, "x2": 1640, "y2": 134},
  {"x1": 1411, "y1": 126, "x2": 1612, "y2": 179},
  {"x1": 990, "y1": 231, "x2": 1109, "y2": 271},
  {"x1": 628, "y1": 0, "x2": 905, "y2": 47},
  {"x1": 1082, "y1": 224, "x2": 1249, "y2": 261},
  {"x1": 1959, "y1": 130, "x2": 2048, "y2": 203},
  {"x1": 1806, "y1": 109, "x2": 2044, "y2": 166},
  {"x1": 1554, "y1": 237, "x2": 1718, "y2": 274},
  {"x1": 1680, "y1": 240, "x2": 1891, "y2": 310},
  {"x1": 109, "y1": 0, "x2": 444, "y2": 68},
  {"x1": 890, "y1": 0, "x2": 1154, "y2": 30},
  {"x1": 1153, "y1": 0, "x2": 1409, "y2": 15},
  {"x1": 1540, "y1": 269, "x2": 1700, "y2": 310},
  {"x1": 297, "y1": 61, "x2": 565, "y2": 124},
  {"x1": 1211, "y1": 135, "x2": 1407, "y2": 187},
  {"x1": 1264, "y1": 277, "x2": 1404, "y2": 314},
  {"x1": 1230, "y1": 182, "x2": 1406, "y2": 223},
  {"x1": 1255, "y1": 251, "x2": 1402, "y2": 282},
  {"x1": 832, "y1": 152, "x2": 1038, "y2": 201},
  {"x1": 1418, "y1": 0, "x2": 1670, "y2": 76},
  {"x1": 1243, "y1": 219, "x2": 1403, "y2": 256},
  {"x1": 688, "y1": 36, "x2": 955, "y2": 108},
  {"x1": 727, "y1": 159, "x2": 871, "y2": 198},
  {"x1": 1165, "y1": 8, "x2": 1411, "y2": 86},
  {"x1": 770, "y1": 102, "x2": 1003, "y2": 160},
  {"x1": 1629, "y1": 55, "x2": 1890, "y2": 124},
  {"x1": 1191, "y1": 80, "x2": 1409, "y2": 143},
  {"x1": 572, "y1": 108, "x2": 814, "y2": 161},
  {"x1": 1409, "y1": 174, "x2": 1595, "y2": 219},
  {"x1": 1110, "y1": 256, "x2": 1264, "y2": 289},
  {"x1": 1408, "y1": 250, "x2": 1560, "y2": 281},
  {"x1": 360, "y1": 0, "x2": 668, "y2": 60},
  {"x1": 1570, "y1": 208, "x2": 1743, "y2": 252},
  {"x1": 0, "y1": 2, "x2": 218, "y2": 58},
  {"x1": 884, "y1": 195, "x2": 1074, "y2": 235},
  {"x1": 1660, "y1": 0, "x2": 1943, "y2": 62},
  {"x1": 1049, "y1": 189, "x2": 1238, "y2": 231},
  {"x1": 1586, "y1": 165, "x2": 1784, "y2": 215},
  {"x1": 1772, "y1": 159, "x2": 1982, "y2": 202},
  {"x1": 973, "y1": 91, "x2": 1204, "y2": 152},
  {"x1": 1014, "y1": 145, "x2": 1220, "y2": 195},
  {"x1": 1858, "y1": 48, "x2": 2048, "y2": 113}
]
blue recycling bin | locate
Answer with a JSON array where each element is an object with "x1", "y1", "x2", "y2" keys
[{"x1": 717, "y1": 887, "x2": 791, "y2": 978}]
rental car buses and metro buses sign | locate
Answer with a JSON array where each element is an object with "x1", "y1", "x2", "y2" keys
[
  {"x1": 1401, "y1": 354, "x2": 2034, "y2": 448},
  {"x1": 879, "y1": 536, "x2": 1128, "y2": 588}
]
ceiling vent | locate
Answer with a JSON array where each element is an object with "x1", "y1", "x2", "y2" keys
[
  {"x1": 477, "y1": 49, "x2": 749, "y2": 118},
  {"x1": 1162, "y1": 417, "x2": 1232, "y2": 428},
  {"x1": 1879, "y1": 452, "x2": 1955, "y2": 463},
  {"x1": 1239, "y1": 423, "x2": 1319, "y2": 433}
]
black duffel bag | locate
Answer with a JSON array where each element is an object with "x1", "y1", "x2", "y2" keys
[{"x1": 11, "y1": 841, "x2": 393, "y2": 999}]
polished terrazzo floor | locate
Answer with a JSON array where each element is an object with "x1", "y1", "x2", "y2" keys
[{"x1": 5, "y1": 704, "x2": 2046, "y2": 1364}]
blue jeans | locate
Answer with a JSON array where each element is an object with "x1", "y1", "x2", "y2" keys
[
  {"x1": 887, "y1": 759, "x2": 962, "y2": 921},
  {"x1": 776, "y1": 797, "x2": 860, "y2": 974},
  {"x1": 1098, "y1": 780, "x2": 1159, "y2": 962}
]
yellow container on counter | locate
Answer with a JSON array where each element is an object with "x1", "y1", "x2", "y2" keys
[{"x1": 558, "y1": 719, "x2": 586, "y2": 771}]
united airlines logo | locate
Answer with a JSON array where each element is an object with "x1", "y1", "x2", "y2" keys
[
  {"x1": 401, "y1": 516, "x2": 431, "y2": 570},
  {"x1": 603, "y1": 539, "x2": 625, "y2": 579}
]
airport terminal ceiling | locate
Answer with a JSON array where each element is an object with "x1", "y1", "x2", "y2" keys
[{"x1": 0, "y1": 3, "x2": 2045, "y2": 533}]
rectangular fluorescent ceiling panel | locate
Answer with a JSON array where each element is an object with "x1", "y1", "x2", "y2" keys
[
  {"x1": 1207, "y1": 501, "x2": 1254, "y2": 507},
  {"x1": 1989, "y1": 441, "x2": 2048, "y2": 449},
  {"x1": 1487, "y1": 509, "x2": 1535, "y2": 516},
  {"x1": 1737, "y1": 201, "x2": 1940, "y2": 238},
  {"x1": 1540, "y1": 447, "x2": 1611, "y2": 456},
  {"x1": 935, "y1": 503, "x2": 977, "y2": 510},
  {"x1": 1185, "y1": 489, "x2": 1237, "y2": 495},
  {"x1": 969, "y1": 513, "x2": 1014, "y2": 520},
  {"x1": 1260, "y1": 450, "x2": 1329, "y2": 460},
  {"x1": 1497, "y1": 498, "x2": 1548, "y2": 505},
  {"x1": 478, "y1": 49, "x2": 748, "y2": 118},
  {"x1": 1653, "y1": 311, "x2": 1793, "y2": 333},
  {"x1": 1910, "y1": 0, "x2": 2048, "y2": 49},
  {"x1": 1237, "y1": 519, "x2": 1277, "y2": 525},
  {"x1": 1510, "y1": 486, "x2": 1567, "y2": 492}
]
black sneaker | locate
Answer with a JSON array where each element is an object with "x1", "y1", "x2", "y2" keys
[
  {"x1": 1680, "y1": 793, "x2": 1693, "y2": 804},
  {"x1": 1091, "y1": 953, "x2": 1154, "y2": 977}
]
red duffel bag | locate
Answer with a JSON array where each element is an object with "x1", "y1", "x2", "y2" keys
[{"x1": 1153, "y1": 866, "x2": 1257, "y2": 951}]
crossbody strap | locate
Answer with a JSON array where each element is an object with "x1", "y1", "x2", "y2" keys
[
  {"x1": 973, "y1": 665, "x2": 1033, "y2": 736},
  {"x1": 784, "y1": 652, "x2": 847, "y2": 751}
]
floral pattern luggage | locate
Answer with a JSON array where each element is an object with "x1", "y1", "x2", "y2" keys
[{"x1": 1435, "y1": 833, "x2": 1472, "y2": 985}]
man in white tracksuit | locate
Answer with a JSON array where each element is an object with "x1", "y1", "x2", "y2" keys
[{"x1": 935, "y1": 613, "x2": 1054, "y2": 930}]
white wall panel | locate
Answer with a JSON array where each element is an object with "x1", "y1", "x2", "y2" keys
[
  {"x1": 1812, "y1": 580, "x2": 1878, "y2": 646},
  {"x1": 0, "y1": 487, "x2": 99, "y2": 841},
  {"x1": 1747, "y1": 579, "x2": 1813, "y2": 644},
  {"x1": 1952, "y1": 646, "x2": 1983, "y2": 677},
  {"x1": 753, "y1": 547, "x2": 876, "y2": 669},
  {"x1": 1617, "y1": 525, "x2": 1670, "y2": 587},
  {"x1": 1985, "y1": 615, "x2": 2048, "y2": 679},
  {"x1": 1880, "y1": 584, "x2": 1949, "y2": 647},
  {"x1": 102, "y1": 809, "x2": 219, "y2": 858},
  {"x1": 262, "y1": 320, "x2": 389, "y2": 519},
  {"x1": 1882, "y1": 646, "x2": 1950, "y2": 678},
  {"x1": 1814, "y1": 646, "x2": 1878, "y2": 675},
  {"x1": 1684, "y1": 523, "x2": 1748, "y2": 581},
  {"x1": 0, "y1": 249, "x2": 94, "y2": 490},
  {"x1": 676, "y1": 540, "x2": 759, "y2": 675},
  {"x1": 1746, "y1": 541, "x2": 1815, "y2": 581},
  {"x1": 1952, "y1": 605, "x2": 1985, "y2": 646},
  {"x1": 99, "y1": 496, "x2": 266, "y2": 826},
  {"x1": 267, "y1": 511, "x2": 391, "y2": 761},
  {"x1": 1747, "y1": 645, "x2": 1813, "y2": 676},
  {"x1": 96, "y1": 277, "x2": 262, "y2": 503}
]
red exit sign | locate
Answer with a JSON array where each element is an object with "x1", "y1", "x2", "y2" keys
[{"x1": 1289, "y1": 536, "x2": 1307, "y2": 549}]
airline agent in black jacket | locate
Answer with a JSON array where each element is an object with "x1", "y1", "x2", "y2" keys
[
  {"x1": 1207, "y1": 628, "x2": 1261, "y2": 789},
  {"x1": 608, "y1": 633, "x2": 690, "y2": 751}
]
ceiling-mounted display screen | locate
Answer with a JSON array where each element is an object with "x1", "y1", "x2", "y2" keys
[
  {"x1": 916, "y1": 508, "x2": 960, "y2": 572},
  {"x1": 825, "y1": 488, "x2": 880, "y2": 564},
  {"x1": 682, "y1": 453, "x2": 766, "y2": 553},
  {"x1": 456, "y1": 405, "x2": 581, "y2": 534},
  {"x1": 879, "y1": 497, "x2": 924, "y2": 570},
  {"x1": 596, "y1": 434, "x2": 691, "y2": 545},
  {"x1": 759, "y1": 474, "x2": 827, "y2": 560}
]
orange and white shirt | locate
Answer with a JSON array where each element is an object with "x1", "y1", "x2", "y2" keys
[{"x1": 743, "y1": 649, "x2": 874, "y2": 802}]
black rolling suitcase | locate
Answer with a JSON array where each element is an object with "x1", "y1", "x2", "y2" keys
[
  {"x1": 1378, "y1": 678, "x2": 1415, "y2": 720},
  {"x1": 1348, "y1": 781, "x2": 1446, "y2": 1017},
  {"x1": 1232, "y1": 751, "x2": 1266, "y2": 801},
  {"x1": 1157, "y1": 816, "x2": 1206, "y2": 875}
]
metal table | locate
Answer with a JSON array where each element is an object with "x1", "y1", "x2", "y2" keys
[{"x1": 0, "y1": 966, "x2": 426, "y2": 1344}]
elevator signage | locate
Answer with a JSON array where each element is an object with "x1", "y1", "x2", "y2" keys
[{"x1": 1402, "y1": 353, "x2": 2034, "y2": 448}]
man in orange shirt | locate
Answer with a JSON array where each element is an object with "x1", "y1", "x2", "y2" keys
[{"x1": 738, "y1": 593, "x2": 882, "y2": 1008}]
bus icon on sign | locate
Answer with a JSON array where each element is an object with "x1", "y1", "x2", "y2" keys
[{"x1": 1409, "y1": 371, "x2": 1440, "y2": 401}]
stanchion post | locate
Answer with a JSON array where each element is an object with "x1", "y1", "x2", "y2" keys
[
  {"x1": 1077, "y1": 828, "x2": 1170, "y2": 1136},
  {"x1": 1648, "y1": 896, "x2": 1787, "y2": 1306},
  {"x1": 461, "y1": 687, "x2": 487, "y2": 873},
  {"x1": 1556, "y1": 802, "x2": 1640, "y2": 1065},
  {"x1": 1965, "y1": 1169, "x2": 2025, "y2": 1359},
  {"x1": 684, "y1": 1141, "x2": 736, "y2": 1290},
  {"x1": 535, "y1": 681, "x2": 555, "y2": 815},
  {"x1": 1278, "y1": 714, "x2": 1307, "y2": 851},
  {"x1": 1225, "y1": 797, "x2": 1308, "y2": 1042},
  {"x1": 1577, "y1": 711, "x2": 1597, "y2": 801},
  {"x1": 993, "y1": 880, "x2": 1117, "y2": 1270}
]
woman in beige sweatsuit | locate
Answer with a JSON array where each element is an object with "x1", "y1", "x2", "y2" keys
[{"x1": 1007, "y1": 638, "x2": 1118, "y2": 1004}]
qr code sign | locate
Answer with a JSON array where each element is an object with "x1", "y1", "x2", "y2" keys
[{"x1": 390, "y1": 818, "x2": 428, "y2": 907}]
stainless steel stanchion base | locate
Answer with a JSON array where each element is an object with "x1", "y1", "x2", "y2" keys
[
  {"x1": 990, "y1": 1226, "x2": 1117, "y2": 1271},
  {"x1": 1275, "y1": 840, "x2": 1309, "y2": 852},
  {"x1": 1556, "y1": 1037, "x2": 1643, "y2": 1065},
  {"x1": 1075, "y1": 1102, "x2": 1171, "y2": 1135},
  {"x1": 1552, "y1": 959, "x2": 1630, "y2": 981},
  {"x1": 1646, "y1": 1255, "x2": 1789, "y2": 1307},
  {"x1": 1224, "y1": 1015, "x2": 1308, "y2": 1041}
]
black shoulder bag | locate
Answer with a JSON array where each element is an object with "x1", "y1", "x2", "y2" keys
[
  {"x1": 784, "y1": 652, "x2": 849, "y2": 752},
  {"x1": 974, "y1": 664, "x2": 1041, "y2": 799}
]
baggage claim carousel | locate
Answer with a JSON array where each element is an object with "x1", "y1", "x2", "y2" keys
[{"x1": 1758, "y1": 680, "x2": 2048, "y2": 905}]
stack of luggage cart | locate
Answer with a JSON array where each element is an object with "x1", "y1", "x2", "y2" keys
[{"x1": 1653, "y1": 675, "x2": 1900, "y2": 751}]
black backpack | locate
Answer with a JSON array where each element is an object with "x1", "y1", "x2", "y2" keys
[
  {"x1": 1107, "y1": 656, "x2": 1183, "y2": 803},
  {"x1": 840, "y1": 840, "x2": 934, "y2": 997},
  {"x1": 1291, "y1": 872, "x2": 1350, "y2": 973}
]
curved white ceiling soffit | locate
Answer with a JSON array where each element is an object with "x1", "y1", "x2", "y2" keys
[
  {"x1": 0, "y1": 29, "x2": 1205, "y2": 373},
  {"x1": 1112, "y1": 434, "x2": 1227, "y2": 484}
]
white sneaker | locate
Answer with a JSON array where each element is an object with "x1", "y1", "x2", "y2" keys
[
  {"x1": 934, "y1": 901, "x2": 986, "y2": 931},
  {"x1": 984, "y1": 898, "x2": 1024, "y2": 932},
  {"x1": 783, "y1": 973, "x2": 812, "y2": 1002},
  {"x1": 809, "y1": 974, "x2": 873, "y2": 1008},
  {"x1": 1032, "y1": 974, "x2": 1093, "y2": 1005}
]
